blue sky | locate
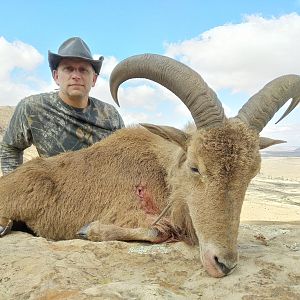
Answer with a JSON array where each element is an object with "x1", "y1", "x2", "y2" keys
[{"x1": 0, "y1": 0, "x2": 300, "y2": 148}]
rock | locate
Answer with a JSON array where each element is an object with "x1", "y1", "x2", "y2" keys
[{"x1": 0, "y1": 224, "x2": 299, "y2": 299}]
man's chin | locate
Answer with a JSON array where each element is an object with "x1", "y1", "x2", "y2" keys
[
  {"x1": 68, "y1": 91, "x2": 86, "y2": 101},
  {"x1": 59, "y1": 90, "x2": 89, "y2": 107}
]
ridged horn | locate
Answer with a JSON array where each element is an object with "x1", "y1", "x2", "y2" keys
[
  {"x1": 110, "y1": 54, "x2": 225, "y2": 129},
  {"x1": 235, "y1": 74, "x2": 300, "y2": 132}
]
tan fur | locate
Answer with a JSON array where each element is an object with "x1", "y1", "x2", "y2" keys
[
  {"x1": 0, "y1": 127, "x2": 172, "y2": 239},
  {"x1": 0, "y1": 120, "x2": 260, "y2": 244},
  {"x1": 0, "y1": 119, "x2": 264, "y2": 277}
]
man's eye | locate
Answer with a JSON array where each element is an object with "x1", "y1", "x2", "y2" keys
[
  {"x1": 190, "y1": 167, "x2": 200, "y2": 174},
  {"x1": 79, "y1": 68, "x2": 88, "y2": 74},
  {"x1": 64, "y1": 67, "x2": 74, "y2": 72}
]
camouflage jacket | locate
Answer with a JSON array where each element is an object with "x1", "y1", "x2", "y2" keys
[{"x1": 0, "y1": 91, "x2": 124, "y2": 175}]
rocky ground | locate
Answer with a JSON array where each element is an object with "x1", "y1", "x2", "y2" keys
[{"x1": 0, "y1": 224, "x2": 299, "y2": 300}]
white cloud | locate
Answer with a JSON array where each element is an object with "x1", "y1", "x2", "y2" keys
[
  {"x1": 117, "y1": 83, "x2": 159, "y2": 110},
  {"x1": 119, "y1": 111, "x2": 152, "y2": 126},
  {"x1": 93, "y1": 54, "x2": 118, "y2": 79},
  {"x1": 90, "y1": 76, "x2": 113, "y2": 104},
  {"x1": 174, "y1": 102, "x2": 192, "y2": 118},
  {"x1": 261, "y1": 122, "x2": 300, "y2": 148},
  {"x1": 0, "y1": 36, "x2": 45, "y2": 105},
  {"x1": 0, "y1": 37, "x2": 43, "y2": 79},
  {"x1": 164, "y1": 13, "x2": 300, "y2": 94}
]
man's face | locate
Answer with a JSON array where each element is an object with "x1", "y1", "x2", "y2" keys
[{"x1": 53, "y1": 58, "x2": 98, "y2": 103}]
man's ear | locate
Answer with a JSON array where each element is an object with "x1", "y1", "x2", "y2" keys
[
  {"x1": 52, "y1": 70, "x2": 59, "y2": 85},
  {"x1": 140, "y1": 123, "x2": 190, "y2": 152},
  {"x1": 259, "y1": 136, "x2": 286, "y2": 149},
  {"x1": 92, "y1": 74, "x2": 98, "y2": 87}
]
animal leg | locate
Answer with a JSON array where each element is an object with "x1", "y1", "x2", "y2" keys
[
  {"x1": 77, "y1": 221, "x2": 171, "y2": 243},
  {"x1": 0, "y1": 217, "x2": 13, "y2": 237}
]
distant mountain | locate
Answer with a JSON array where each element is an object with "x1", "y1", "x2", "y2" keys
[{"x1": 261, "y1": 149, "x2": 300, "y2": 157}]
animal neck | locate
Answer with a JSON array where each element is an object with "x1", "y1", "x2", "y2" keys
[{"x1": 169, "y1": 198, "x2": 198, "y2": 245}]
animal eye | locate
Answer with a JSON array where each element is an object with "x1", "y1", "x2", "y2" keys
[{"x1": 190, "y1": 167, "x2": 200, "y2": 174}]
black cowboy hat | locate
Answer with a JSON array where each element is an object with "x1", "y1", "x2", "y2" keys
[{"x1": 48, "y1": 37, "x2": 104, "y2": 74}]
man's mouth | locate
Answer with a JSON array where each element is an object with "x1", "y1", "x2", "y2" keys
[{"x1": 69, "y1": 84, "x2": 84, "y2": 88}]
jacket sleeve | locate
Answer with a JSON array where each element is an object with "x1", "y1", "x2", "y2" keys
[
  {"x1": 116, "y1": 110, "x2": 125, "y2": 129},
  {"x1": 0, "y1": 99, "x2": 33, "y2": 175}
]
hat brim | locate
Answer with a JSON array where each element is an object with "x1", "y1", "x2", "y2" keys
[{"x1": 48, "y1": 51, "x2": 104, "y2": 74}]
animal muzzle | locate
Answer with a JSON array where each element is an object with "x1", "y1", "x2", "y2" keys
[{"x1": 201, "y1": 248, "x2": 238, "y2": 277}]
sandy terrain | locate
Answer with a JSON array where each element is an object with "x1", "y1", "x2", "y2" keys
[
  {"x1": 241, "y1": 157, "x2": 300, "y2": 224},
  {"x1": 260, "y1": 157, "x2": 300, "y2": 181}
]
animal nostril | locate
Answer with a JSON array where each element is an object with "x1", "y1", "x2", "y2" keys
[{"x1": 214, "y1": 256, "x2": 233, "y2": 275}]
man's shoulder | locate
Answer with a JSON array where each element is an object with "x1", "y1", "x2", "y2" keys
[
  {"x1": 89, "y1": 97, "x2": 118, "y2": 112},
  {"x1": 17, "y1": 92, "x2": 60, "y2": 113},
  {"x1": 88, "y1": 97, "x2": 124, "y2": 127},
  {"x1": 21, "y1": 91, "x2": 58, "y2": 105}
]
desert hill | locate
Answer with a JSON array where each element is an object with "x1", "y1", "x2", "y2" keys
[
  {"x1": 0, "y1": 105, "x2": 14, "y2": 135},
  {"x1": 0, "y1": 106, "x2": 38, "y2": 163}
]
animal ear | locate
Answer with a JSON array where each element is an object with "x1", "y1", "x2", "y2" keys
[
  {"x1": 140, "y1": 123, "x2": 190, "y2": 151},
  {"x1": 259, "y1": 136, "x2": 286, "y2": 149}
]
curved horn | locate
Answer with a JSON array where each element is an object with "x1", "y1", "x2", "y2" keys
[
  {"x1": 110, "y1": 54, "x2": 225, "y2": 129},
  {"x1": 235, "y1": 75, "x2": 300, "y2": 132}
]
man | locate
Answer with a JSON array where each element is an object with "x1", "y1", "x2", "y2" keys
[{"x1": 0, "y1": 37, "x2": 125, "y2": 175}]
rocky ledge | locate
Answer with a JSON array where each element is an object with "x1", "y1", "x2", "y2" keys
[{"x1": 0, "y1": 223, "x2": 299, "y2": 299}]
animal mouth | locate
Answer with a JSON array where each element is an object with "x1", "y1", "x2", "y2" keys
[
  {"x1": 214, "y1": 256, "x2": 237, "y2": 276},
  {"x1": 201, "y1": 250, "x2": 238, "y2": 277}
]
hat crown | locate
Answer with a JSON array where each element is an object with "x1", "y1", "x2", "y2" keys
[
  {"x1": 48, "y1": 37, "x2": 104, "y2": 74},
  {"x1": 58, "y1": 37, "x2": 93, "y2": 60}
]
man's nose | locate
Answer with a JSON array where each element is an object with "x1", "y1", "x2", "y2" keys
[{"x1": 70, "y1": 69, "x2": 82, "y2": 78}]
